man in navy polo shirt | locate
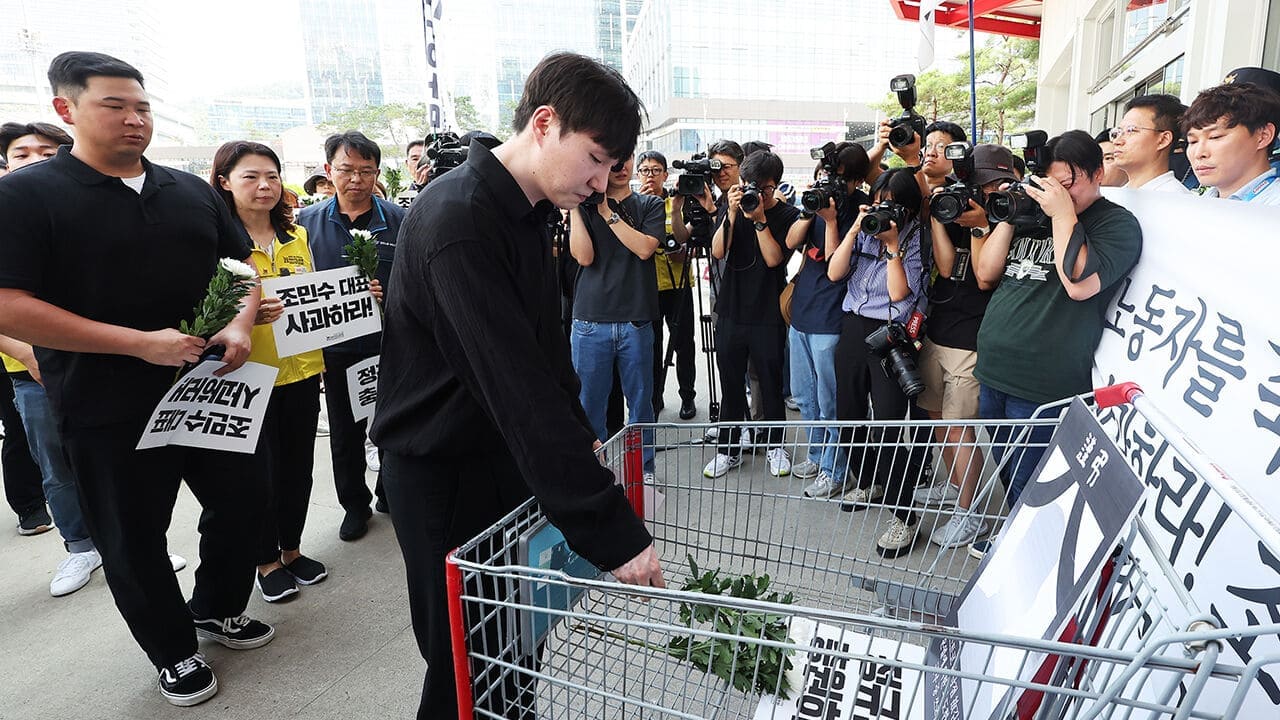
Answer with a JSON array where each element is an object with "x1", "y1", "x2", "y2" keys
[{"x1": 0, "y1": 51, "x2": 272, "y2": 707}]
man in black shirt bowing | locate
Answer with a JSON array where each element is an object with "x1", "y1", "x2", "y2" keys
[{"x1": 369, "y1": 52, "x2": 663, "y2": 720}]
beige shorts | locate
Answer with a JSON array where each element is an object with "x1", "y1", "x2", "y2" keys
[{"x1": 915, "y1": 340, "x2": 980, "y2": 418}]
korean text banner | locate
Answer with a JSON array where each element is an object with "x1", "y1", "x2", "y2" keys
[
  {"x1": 261, "y1": 266, "x2": 381, "y2": 357},
  {"x1": 137, "y1": 360, "x2": 278, "y2": 453}
]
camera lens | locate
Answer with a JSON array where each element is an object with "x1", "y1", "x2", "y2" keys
[
  {"x1": 888, "y1": 123, "x2": 914, "y2": 148},
  {"x1": 886, "y1": 349, "x2": 925, "y2": 397},
  {"x1": 740, "y1": 189, "x2": 760, "y2": 213},
  {"x1": 986, "y1": 192, "x2": 1013, "y2": 223},
  {"x1": 801, "y1": 188, "x2": 826, "y2": 214},
  {"x1": 931, "y1": 192, "x2": 966, "y2": 224}
]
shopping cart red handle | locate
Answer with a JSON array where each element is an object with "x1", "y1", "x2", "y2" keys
[{"x1": 1093, "y1": 382, "x2": 1143, "y2": 409}]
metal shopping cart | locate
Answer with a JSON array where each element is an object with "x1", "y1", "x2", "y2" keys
[{"x1": 446, "y1": 384, "x2": 1280, "y2": 719}]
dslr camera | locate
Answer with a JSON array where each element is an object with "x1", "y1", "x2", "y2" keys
[
  {"x1": 861, "y1": 201, "x2": 908, "y2": 235},
  {"x1": 738, "y1": 181, "x2": 761, "y2": 213},
  {"x1": 672, "y1": 152, "x2": 721, "y2": 196},
  {"x1": 985, "y1": 130, "x2": 1050, "y2": 233},
  {"x1": 888, "y1": 74, "x2": 928, "y2": 149},
  {"x1": 801, "y1": 142, "x2": 848, "y2": 215},
  {"x1": 424, "y1": 131, "x2": 468, "y2": 179},
  {"x1": 930, "y1": 142, "x2": 983, "y2": 223},
  {"x1": 865, "y1": 322, "x2": 925, "y2": 398}
]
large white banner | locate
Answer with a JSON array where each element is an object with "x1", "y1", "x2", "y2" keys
[
  {"x1": 1093, "y1": 189, "x2": 1279, "y2": 714},
  {"x1": 260, "y1": 266, "x2": 381, "y2": 358},
  {"x1": 137, "y1": 360, "x2": 278, "y2": 453}
]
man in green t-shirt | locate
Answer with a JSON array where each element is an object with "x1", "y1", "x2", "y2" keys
[{"x1": 973, "y1": 130, "x2": 1143, "y2": 508}]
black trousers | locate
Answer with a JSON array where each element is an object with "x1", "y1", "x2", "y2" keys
[
  {"x1": 383, "y1": 450, "x2": 536, "y2": 720},
  {"x1": 256, "y1": 375, "x2": 321, "y2": 564},
  {"x1": 835, "y1": 313, "x2": 930, "y2": 524},
  {"x1": 61, "y1": 416, "x2": 260, "y2": 670},
  {"x1": 715, "y1": 316, "x2": 786, "y2": 453},
  {"x1": 653, "y1": 287, "x2": 697, "y2": 407},
  {"x1": 1, "y1": 372, "x2": 43, "y2": 516},
  {"x1": 321, "y1": 351, "x2": 384, "y2": 513}
]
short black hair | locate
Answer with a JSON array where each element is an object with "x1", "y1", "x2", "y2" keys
[
  {"x1": 0, "y1": 121, "x2": 74, "y2": 159},
  {"x1": 741, "y1": 140, "x2": 773, "y2": 158},
  {"x1": 406, "y1": 139, "x2": 425, "y2": 154},
  {"x1": 706, "y1": 139, "x2": 744, "y2": 164},
  {"x1": 870, "y1": 167, "x2": 923, "y2": 223},
  {"x1": 513, "y1": 51, "x2": 643, "y2": 162},
  {"x1": 1045, "y1": 130, "x2": 1104, "y2": 182},
  {"x1": 741, "y1": 150, "x2": 783, "y2": 186},
  {"x1": 1093, "y1": 129, "x2": 1112, "y2": 144},
  {"x1": 1010, "y1": 154, "x2": 1027, "y2": 178},
  {"x1": 833, "y1": 143, "x2": 871, "y2": 183},
  {"x1": 924, "y1": 121, "x2": 967, "y2": 144},
  {"x1": 1182, "y1": 82, "x2": 1280, "y2": 135},
  {"x1": 325, "y1": 131, "x2": 381, "y2": 166},
  {"x1": 637, "y1": 150, "x2": 667, "y2": 169},
  {"x1": 47, "y1": 51, "x2": 144, "y2": 99},
  {"x1": 1124, "y1": 94, "x2": 1187, "y2": 135}
]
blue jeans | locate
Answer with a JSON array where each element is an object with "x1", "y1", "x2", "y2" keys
[
  {"x1": 571, "y1": 320, "x2": 655, "y2": 472},
  {"x1": 789, "y1": 327, "x2": 846, "y2": 484},
  {"x1": 11, "y1": 376, "x2": 93, "y2": 552},
  {"x1": 979, "y1": 384, "x2": 1064, "y2": 507}
]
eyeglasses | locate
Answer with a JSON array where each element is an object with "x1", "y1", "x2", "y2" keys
[
  {"x1": 924, "y1": 142, "x2": 950, "y2": 152},
  {"x1": 758, "y1": 184, "x2": 777, "y2": 196},
  {"x1": 331, "y1": 167, "x2": 379, "y2": 179},
  {"x1": 715, "y1": 162, "x2": 738, "y2": 172},
  {"x1": 637, "y1": 167, "x2": 666, "y2": 177},
  {"x1": 1108, "y1": 125, "x2": 1160, "y2": 141}
]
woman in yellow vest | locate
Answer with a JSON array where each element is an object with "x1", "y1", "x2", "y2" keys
[{"x1": 212, "y1": 142, "x2": 326, "y2": 603}]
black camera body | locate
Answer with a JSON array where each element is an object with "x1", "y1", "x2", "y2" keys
[
  {"x1": 888, "y1": 74, "x2": 927, "y2": 149},
  {"x1": 425, "y1": 131, "x2": 468, "y2": 179},
  {"x1": 801, "y1": 142, "x2": 849, "y2": 214},
  {"x1": 738, "y1": 181, "x2": 761, "y2": 213},
  {"x1": 861, "y1": 201, "x2": 908, "y2": 235},
  {"x1": 931, "y1": 142, "x2": 983, "y2": 224},
  {"x1": 865, "y1": 322, "x2": 925, "y2": 398},
  {"x1": 672, "y1": 153, "x2": 721, "y2": 196},
  {"x1": 985, "y1": 130, "x2": 1050, "y2": 233}
]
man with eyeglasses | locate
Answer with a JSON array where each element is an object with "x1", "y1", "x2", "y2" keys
[
  {"x1": 297, "y1": 130, "x2": 404, "y2": 541},
  {"x1": 1111, "y1": 94, "x2": 1192, "y2": 194},
  {"x1": 1183, "y1": 81, "x2": 1280, "y2": 205},
  {"x1": 703, "y1": 149, "x2": 799, "y2": 479}
]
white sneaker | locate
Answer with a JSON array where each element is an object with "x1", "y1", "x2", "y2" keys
[
  {"x1": 839, "y1": 484, "x2": 884, "y2": 511},
  {"x1": 739, "y1": 428, "x2": 755, "y2": 450},
  {"x1": 876, "y1": 517, "x2": 918, "y2": 558},
  {"x1": 803, "y1": 471, "x2": 845, "y2": 498},
  {"x1": 50, "y1": 549, "x2": 102, "y2": 597},
  {"x1": 767, "y1": 448, "x2": 791, "y2": 477},
  {"x1": 931, "y1": 513, "x2": 989, "y2": 549},
  {"x1": 170, "y1": 553, "x2": 187, "y2": 572},
  {"x1": 791, "y1": 459, "x2": 820, "y2": 479},
  {"x1": 913, "y1": 481, "x2": 961, "y2": 507},
  {"x1": 365, "y1": 438, "x2": 380, "y2": 473},
  {"x1": 703, "y1": 453, "x2": 742, "y2": 478}
]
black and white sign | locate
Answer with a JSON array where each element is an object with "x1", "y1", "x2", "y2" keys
[
  {"x1": 925, "y1": 398, "x2": 1144, "y2": 720},
  {"x1": 261, "y1": 266, "x2": 380, "y2": 358},
  {"x1": 755, "y1": 618, "x2": 925, "y2": 720},
  {"x1": 346, "y1": 354, "x2": 379, "y2": 424},
  {"x1": 137, "y1": 361, "x2": 278, "y2": 453}
]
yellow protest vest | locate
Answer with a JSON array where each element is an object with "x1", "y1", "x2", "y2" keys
[{"x1": 247, "y1": 225, "x2": 326, "y2": 386}]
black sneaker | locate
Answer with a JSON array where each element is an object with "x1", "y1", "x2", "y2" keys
[
  {"x1": 17, "y1": 506, "x2": 52, "y2": 536},
  {"x1": 338, "y1": 507, "x2": 371, "y2": 541},
  {"x1": 284, "y1": 555, "x2": 328, "y2": 585},
  {"x1": 192, "y1": 613, "x2": 275, "y2": 650},
  {"x1": 256, "y1": 568, "x2": 299, "y2": 603},
  {"x1": 374, "y1": 496, "x2": 389, "y2": 514},
  {"x1": 158, "y1": 654, "x2": 217, "y2": 707},
  {"x1": 679, "y1": 399, "x2": 696, "y2": 420}
]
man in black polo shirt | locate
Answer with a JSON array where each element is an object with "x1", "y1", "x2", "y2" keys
[
  {"x1": 369, "y1": 52, "x2": 662, "y2": 720},
  {"x1": 0, "y1": 51, "x2": 271, "y2": 707}
]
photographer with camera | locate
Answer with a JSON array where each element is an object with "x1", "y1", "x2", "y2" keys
[
  {"x1": 828, "y1": 168, "x2": 930, "y2": 558},
  {"x1": 702, "y1": 150, "x2": 799, "y2": 479},
  {"x1": 912, "y1": 143, "x2": 1017, "y2": 549},
  {"x1": 973, "y1": 130, "x2": 1142, "y2": 516},
  {"x1": 783, "y1": 142, "x2": 872, "y2": 498},
  {"x1": 568, "y1": 154, "x2": 663, "y2": 479},
  {"x1": 636, "y1": 151, "x2": 698, "y2": 420}
]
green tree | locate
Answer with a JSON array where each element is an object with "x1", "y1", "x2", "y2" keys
[
  {"x1": 321, "y1": 103, "x2": 432, "y2": 160},
  {"x1": 452, "y1": 95, "x2": 482, "y2": 133}
]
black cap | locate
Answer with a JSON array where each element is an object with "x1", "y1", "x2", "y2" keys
[
  {"x1": 971, "y1": 144, "x2": 1018, "y2": 186},
  {"x1": 1224, "y1": 67, "x2": 1280, "y2": 96}
]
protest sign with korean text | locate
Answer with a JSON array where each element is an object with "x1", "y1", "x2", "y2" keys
[
  {"x1": 346, "y1": 354, "x2": 379, "y2": 424},
  {"x1": 137, "y1": 360, "x2": 278, "y2": 453},
  {"x1": 261, "y1": 266, "x2": 380, "y2": 357}
]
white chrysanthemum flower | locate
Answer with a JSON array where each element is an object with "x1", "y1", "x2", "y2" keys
[
  {"x1": 348, "y1": 229, "x2": 375, "y2": 243},
  {"x1": 218, "y1": 257, "x2": 257, "y2": 280}
]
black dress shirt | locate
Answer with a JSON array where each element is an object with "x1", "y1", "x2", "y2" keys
[{"x1": 369, "y1": 141, "x2": 651, "y2": 571}]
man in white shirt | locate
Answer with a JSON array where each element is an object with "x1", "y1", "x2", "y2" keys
[
  {"x1": 1111, "y1": 94, "x2": 1192, "y2": 194},
  {"x1": 1184, "y1": 81, "x2": 1280, "y2": 205}
]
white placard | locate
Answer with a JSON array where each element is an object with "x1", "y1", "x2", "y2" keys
[
  {"x1": 1092, "y1": 189, "x2": 1280, "y2": 716},
  {"x1": 755, "y1": 618, "x2": 926, "y2": 720},
  {"x1": 260, "y1": 266, "x2": 380, "y2": 358},
  {"x1": 346, "y1": 354, "x2": 379, "y2": 425},
  {"x1": 137, "y1": 360, "x2": 278, "y2": 453}
]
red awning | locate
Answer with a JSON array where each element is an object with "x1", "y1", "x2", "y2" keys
[{"x1": 888, "y1": 0, "x2": 1043, "y2": 40}]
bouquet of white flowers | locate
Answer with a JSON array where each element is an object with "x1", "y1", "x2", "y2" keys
[{"x1": 179, "y1": 257, "x2": 257, "y2": 339}]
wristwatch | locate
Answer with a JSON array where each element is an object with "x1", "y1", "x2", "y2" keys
[
  {"x1": 606, "y1": 212, "x2": 621, "y2": 225},
  {"x1": 971, "y1": 225, "x2": 988, "y2": 239},
  {"x1": 881, "y1": 247, "x2": 905, "y2": 261},
  {"x1": 753, "y1": 221, "x2": 768, "y2": 232}
]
